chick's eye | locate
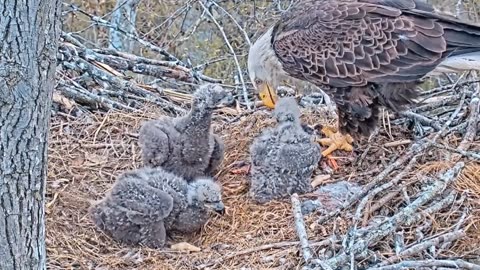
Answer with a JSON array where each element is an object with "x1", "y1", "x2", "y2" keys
[{"x1": 255, "y1": 79, "x2": 262, "y2": 85}]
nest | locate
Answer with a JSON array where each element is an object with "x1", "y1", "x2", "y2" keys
[
  {"x1": 46, "y1": 94, "x2": 480, "y2": 269},
  {"x1": 48, "y1": 1, "x2": 480, "y2": 268}
]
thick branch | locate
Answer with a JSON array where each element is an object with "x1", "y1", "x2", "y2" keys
[
  {"x1": 317, "y1": 140, "x2": 430, "y2": 225},
  {"x1": 318, "y1": 162, "x2": 465, "y2": 269},
  {"x1": 369, "y1": 259, "x2": 480, "y2": 270},
  {"x1": 377, "y1": 230, "x2": 466, "y2": 266},
  {"x1": 291, "y1": 194, "x2": 313, "y2": 263}
]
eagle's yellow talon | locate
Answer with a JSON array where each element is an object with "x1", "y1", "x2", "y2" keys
[
  {"x1": 317, "y1": 137, "x2": 333, "y2": 146},
  {"x1": 321, "y1": 142, "x2": 340, "y2": 157},
  {"x1": 316, "y1": 126, "x2": 354, "y2": 169}
]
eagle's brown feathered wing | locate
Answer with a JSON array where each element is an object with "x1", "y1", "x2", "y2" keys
[{"x1": 271, "y1": 0, "x2": 480, "y2": 137}]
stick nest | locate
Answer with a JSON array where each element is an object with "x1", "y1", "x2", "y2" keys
[{"x1": 46, "y1": 99, "x2": 480, "y2": 270}]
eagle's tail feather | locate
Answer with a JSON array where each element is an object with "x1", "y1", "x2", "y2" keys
[
  {"x1": 430, "y1": 51, "x2": 480, "y2": 76},
  {"x1": 427, "y1": 19, "x2": 480, "y2": 75}
]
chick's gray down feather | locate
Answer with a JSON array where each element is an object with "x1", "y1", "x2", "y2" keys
[
  {"x1": 113, "y1": 168, "x2": 224, "y2": 233},
  {"x1": 90, "y1": 167, "x2": 225, "y2": 247},
  {"x1": 138, "y1": 84, "x2": 231, "y2": 181},
  {"x1": 249, "y1": 97, "x2": 321, "y2": 204},
  {"x1": 168, "y1": 177, "x2": 224, "y2": 233},
  {"x1": 89, "y1": 168, "x2": 175, "y2": 248}
]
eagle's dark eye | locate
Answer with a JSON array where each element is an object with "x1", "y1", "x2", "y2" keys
[{"x1": 255, "y1": 79, "x2": 262, "y2": 85}]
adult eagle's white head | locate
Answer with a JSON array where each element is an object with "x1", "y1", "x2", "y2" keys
[{"x1": 247, "y1": 26, "x2": 287, "y2": 108}]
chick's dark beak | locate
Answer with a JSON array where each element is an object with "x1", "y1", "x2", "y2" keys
[{"x1": 213, "y1": 201, "x2": 225, "y2": 215}]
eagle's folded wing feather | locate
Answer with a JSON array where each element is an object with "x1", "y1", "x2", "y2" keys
[{"x1": 271, "y1": 0, "x2": 480, "y2": 88}]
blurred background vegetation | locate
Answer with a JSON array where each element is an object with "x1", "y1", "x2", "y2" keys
[{"x1": 60, "y1": 0, "x2": 480, "y2": 105}]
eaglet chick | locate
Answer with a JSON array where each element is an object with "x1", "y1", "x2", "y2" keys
[
  {"x1": 249, "y1": 97, "x2": 321, "y2": 204},
  {"x1": 89, "y1": 167, "x2": 225, "y2": 248},
  {"x1": 138, "y1": 84, "x2": 233, "y2": 181}
]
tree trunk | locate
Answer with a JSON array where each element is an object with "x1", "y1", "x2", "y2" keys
[{"x1": 0, "y1": 0, "x2": 61, "y2": 269}]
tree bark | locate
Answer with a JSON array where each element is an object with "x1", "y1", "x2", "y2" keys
[{"x1": 0, "y1": 0, "x2": 61, "y2": 269}]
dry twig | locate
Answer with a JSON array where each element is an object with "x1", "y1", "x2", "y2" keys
[
  {"x1": 199, "y1": 1, "x2": 251, "y2": 110},
  {"x1": 196, "y1": 238, "x2": 337, "y2": 269}
]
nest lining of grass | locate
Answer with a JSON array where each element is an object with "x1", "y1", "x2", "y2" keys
[{"x1": 46, "y1": 101, "x2": 480, "y2": 270}]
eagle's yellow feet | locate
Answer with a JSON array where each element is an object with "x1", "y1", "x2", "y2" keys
[{"x1": 317, "y1": 126, "x2": 354, "y2": 170}]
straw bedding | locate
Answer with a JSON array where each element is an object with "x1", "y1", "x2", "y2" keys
[{"x1": 46, "y1": 103, "x2": 480, "y2": 269}]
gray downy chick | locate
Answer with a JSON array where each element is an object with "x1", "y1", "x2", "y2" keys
[
  {"x1": 117, "y1": 167, "x2": 225, "y2": 233},
  {"x1": 138, "y1": 84, "x2": 233, "y2": 181},
  {"x1": 89, "y1": 169, "x2": 175, "y2": 248},
  {"x1": 249, "y1": 97, "x2": 321, "y2": 204},
  {"x1": 90, "y1": 167, "x2": 225, "y2": 247},
  {"x1": 167, "y1": 177, "x2": 225, "y2": 233}
]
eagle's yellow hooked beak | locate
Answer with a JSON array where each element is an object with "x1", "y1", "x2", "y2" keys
[{"x1": 257, "y1": 82, "x2": 278, "y2": 109}]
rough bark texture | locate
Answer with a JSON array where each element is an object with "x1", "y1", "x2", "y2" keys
[{"x1": 0, "y1": 0, "x2": 61, "y2": 269}]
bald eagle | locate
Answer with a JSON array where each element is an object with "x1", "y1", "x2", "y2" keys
[{"x1": 247, "y1": 0, "x2": 480, "y2": 160}]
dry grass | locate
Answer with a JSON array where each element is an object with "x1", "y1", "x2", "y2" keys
[{"x1": 46, "y1": 104, "x2": 480, "y2": 269}]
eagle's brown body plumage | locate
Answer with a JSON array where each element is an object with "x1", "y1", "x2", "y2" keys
[{"x1": 249, "y1": 0, "x2": 480, "y2": 138}]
